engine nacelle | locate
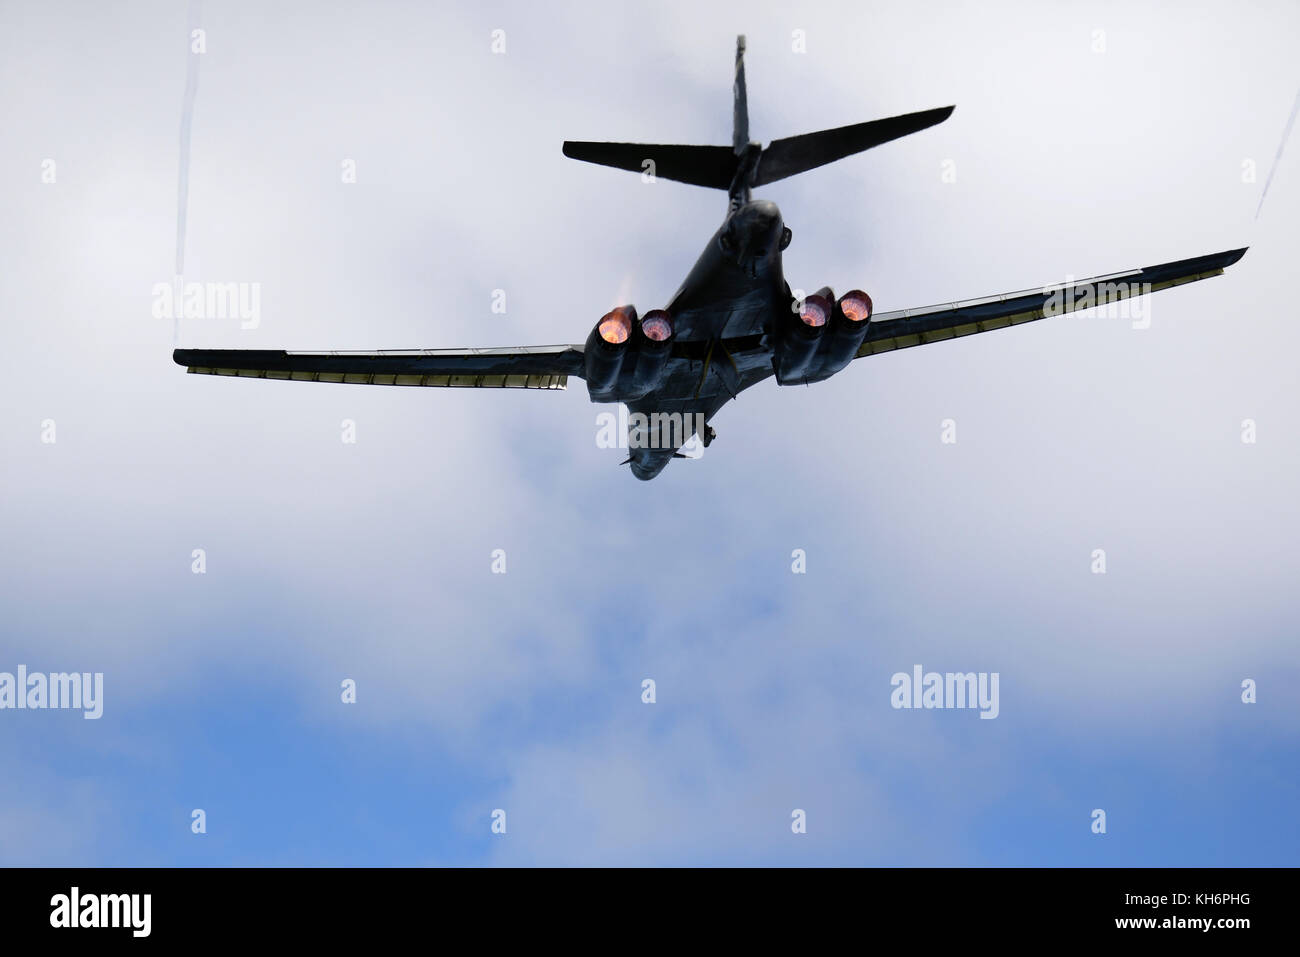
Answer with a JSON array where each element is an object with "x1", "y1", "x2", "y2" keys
[
  {"x1": 773, "y1": 292, "x2": 831, "y2": 384},
  {"x1": 809, "y1": 289, "x2": 873, "y2": 382},
  {"x1": 584, "y1": 306, "x2": 635, "y2": 394},
  {"x1": 775, "y1": 289, "x2": 873, "y2": 385},
  {"x1": 626, "y1": 309, "x2": 675, "y2": 397}
]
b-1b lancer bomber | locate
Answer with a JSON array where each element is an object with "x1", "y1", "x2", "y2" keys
[{"x1": 175, "y1": 36, "x2": 1246, "y2": 480}]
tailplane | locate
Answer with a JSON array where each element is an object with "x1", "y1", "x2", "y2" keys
[
  {"x1": 562, "y1": 36, "x2": 953, "y2": 198},
  {"x1": 560, "y1": 141, "x2": 737, "y2": 189},
  {"x1": 752, "y1": 106, "x2": 954, "y2": 186}
]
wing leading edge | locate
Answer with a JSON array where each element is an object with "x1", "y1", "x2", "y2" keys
[
  {"x1": 856, "y1": 247, "x2": 1247, "y2": 358},
  {"x1": 173, "y1": 345, "x2": 585, "y2": 390}
]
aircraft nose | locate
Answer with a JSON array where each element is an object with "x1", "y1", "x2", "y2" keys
[{"x1": 629, "y1": 458, "x2": 667, "y2": 481}]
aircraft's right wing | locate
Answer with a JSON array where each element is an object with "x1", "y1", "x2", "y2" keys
[
  {"x1": 174, "y1": 344, "x2": 585, "y2": 390},
  {"x1": 855, "y1": 247, "x2": 1247, "y2": 358}
]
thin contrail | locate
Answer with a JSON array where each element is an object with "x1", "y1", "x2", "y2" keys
[
  {"x1": 1256, "y1": 85, "x2": 1300, "y2": 220},
  {"x1": 174, "y1": 0, "x2": 203, "y2": 343}
]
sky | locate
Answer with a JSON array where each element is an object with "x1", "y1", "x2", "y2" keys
[{"x1": 1, "y1": 0, "x2": 1297, "y2": 865}]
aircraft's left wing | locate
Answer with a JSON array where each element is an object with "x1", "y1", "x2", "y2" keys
[
  {"x1": 855, "y1": 247, "x2": 1247, "y2": 358},
  {"x1": 173, "y1": 345, "x2": 585, "y2": 390}
]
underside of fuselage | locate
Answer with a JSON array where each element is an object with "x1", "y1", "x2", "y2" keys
[{"x1": 602, "y1": 199, "x2": 791, "y2": 479}]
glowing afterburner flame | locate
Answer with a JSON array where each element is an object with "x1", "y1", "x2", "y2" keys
[
  {"x1": 838, "y1": 289, "x2": 873, "y2": 323},
  {"x1": 799, "y1": 296, "x2": 829, "y2": 328},
  {"x1": 641, "y1": 310, "x2": 673, "y2": 342},
  {"x1": 598, "y1": 308, "x2": 632, "y2": 344}
]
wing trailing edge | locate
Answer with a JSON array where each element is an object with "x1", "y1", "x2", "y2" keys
[
  {"x1": 856, "y1": 247, "x2": 1247, "y2": 358},
  {"x1": 173, "y1": 345, "x2": 585, "y2": 389}
]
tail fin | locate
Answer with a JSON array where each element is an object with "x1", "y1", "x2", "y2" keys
[
  {"x1": 733, "y1": 34, "x2": 749, "y2": 154},
  {"x1": 561, "y1": 37, "x2": 954, "y2": 194}
]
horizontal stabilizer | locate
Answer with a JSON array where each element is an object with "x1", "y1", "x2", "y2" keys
[
  {"x1": 564, "y1": 106, "x2": 954, "y2": 192},
  {"x1": 754, "y1": 106, "x2": 955, "y2": 186},
  {"x1": 562, "y1": 141, "x2": 738, "y2": 189}
]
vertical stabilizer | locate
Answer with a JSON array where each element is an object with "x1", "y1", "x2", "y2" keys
[{"x1": 733, "y1": 35, "x2": 749, "y2": 154}]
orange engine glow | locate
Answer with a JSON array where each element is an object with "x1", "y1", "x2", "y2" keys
[
  {"x1": 640, "y1": 310, "x2": 673, "y2": 342},
  {"x1": 839, "y1": 289, "x2": 873, "y2": 323},
  {"x1": 799, "y1": 296, "x2": 829, "y2": 328},
  {"x1": 598, "y1": 308, "x2": 632, "y2": 344}
]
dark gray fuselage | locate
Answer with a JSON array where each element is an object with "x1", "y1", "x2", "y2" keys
[{"x1": 611, "y1": 199, "x2": 792, "y2": 479}]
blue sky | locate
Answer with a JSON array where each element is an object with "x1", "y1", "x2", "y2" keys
[{"x1": 1, "y1": 0, "x2": 1297, "y2": 865}]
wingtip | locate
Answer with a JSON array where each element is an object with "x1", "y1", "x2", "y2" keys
[{"x1": 1225, "y1": 246, "x2": 1249, "y2": 267}]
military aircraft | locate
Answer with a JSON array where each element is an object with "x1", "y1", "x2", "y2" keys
[{"x1": 175, "y1": 36, "x2": 1246, "y2": 480}]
